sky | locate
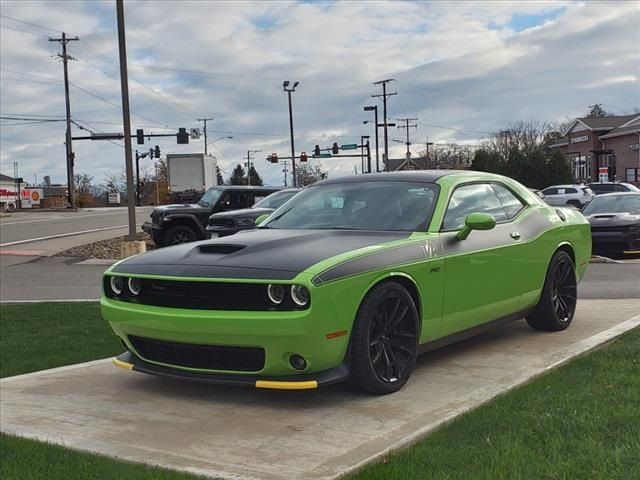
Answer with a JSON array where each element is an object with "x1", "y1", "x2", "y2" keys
[{"x1": 1, "y1": 0, "x2": 639, "y2": 188}]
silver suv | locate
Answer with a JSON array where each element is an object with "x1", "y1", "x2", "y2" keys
[{"x1": 541, "y1": 184, "x2": 595, "y2": 208}]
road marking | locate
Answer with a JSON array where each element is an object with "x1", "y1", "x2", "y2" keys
[
  {"x1": 0, "y1": 249, "x2": 46, "y2": 256},
  {"x1": 0, "y1": 210, "x2": 141, "y2": 226},
  {"x1": 0, "y1": 299, "x2": 99, "y2": 304},
  {"x1": 0, "y1": 225, "x2": 129, "y2": 247}
]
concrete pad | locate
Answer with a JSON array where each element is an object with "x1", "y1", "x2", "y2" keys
[{"x1": 2, "y1": 299, "x2": 639, "y2": 480}]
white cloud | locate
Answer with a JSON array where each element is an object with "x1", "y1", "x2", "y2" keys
[{"x1": 1, "y1": 0, "x2": 638, "y2": 187}]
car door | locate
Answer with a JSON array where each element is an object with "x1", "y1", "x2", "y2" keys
[
  {"x1": 439, "y1": 182, "x2": 530, "y2": 337},
  {"x1": 541, "y1": 187, "x2": 559, "y2": 205}
]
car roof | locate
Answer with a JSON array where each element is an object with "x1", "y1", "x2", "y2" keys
[
  {"x1": 315, "y1": 170, "x2": 480, "y2": 186},
  {"x1": 544, "y1": 184, "x2": 585, "y2": 188},
  {"x1": 215, "y1": 186, "x2": 280, "y2": 191},
  {"x1": 594, "y1": 191, "x2": 640, "y2": 197}
]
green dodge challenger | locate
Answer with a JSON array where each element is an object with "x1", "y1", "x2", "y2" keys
[{"x1": 102, "y1": 171, "x2": 591, "y2": 394}]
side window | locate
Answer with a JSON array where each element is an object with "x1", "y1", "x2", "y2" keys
[
  {"x1": 564, "y1": 188, "x2": 577, "y2": 194},
  {"x1": 442, "y1": 183, "x2": 508, "y2": 231},
  {"x1": 491, "y1": 184, "x2": 525, "y2": 220},
  {"x1": 218, "y1": 192, "x2": 231, "y2": 210},
  {"x1": 542, "y1": 187, "x2": 558, "y2": 195},
  {"x1": 614, "y1": 184, "x2": 628, "y2": 192},
  {"x1": 230, "y1": 192, "x2": 249, "y2": 209}
]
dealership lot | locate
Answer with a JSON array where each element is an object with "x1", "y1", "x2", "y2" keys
[{"x1": 2, "y1": 299, "x2": 638, "y2": 480}]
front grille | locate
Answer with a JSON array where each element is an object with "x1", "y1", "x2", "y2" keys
[
  {"x1": 208, "y1": 218, "x2": 235, "y2": 227},
  {"x1": 104, "y1": 277, "x2": 309, "y2": 311},
  {"x1": 129, "y1": 335, "x2": 265, "y2": 372}
]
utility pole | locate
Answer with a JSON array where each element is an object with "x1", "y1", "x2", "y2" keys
[
  {"x1": 372, "y1": 79, "x2": 397, "y2": 172},
  {"x1": 397, "y1": 117, "x2": 418, "y2": 159},
  {"x1": 116, "y1": 0, "x2": 136, "y2": 241},
  {"x1": 198, "y1": 117, "x2": 213, "y2": 155},
  {"x1": 425, "y1": 137, "x2": 434, "y2": 168},
  {"x1": 245, "y1": 150, "x2": 261, "y2": 186},
  {"x1": 283, "y1": 81, "x2": 299, "y2": 187},
  {"x1": 281, "y1": 160, "x2": 289, "y2": 187},
  {"x1": 49, "y1": 32, "x2": 79, "y2": 209}
]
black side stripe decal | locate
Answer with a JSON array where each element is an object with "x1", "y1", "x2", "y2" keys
[{"x1": 312, "y1": 210, "x2": 552, "y2": 285}]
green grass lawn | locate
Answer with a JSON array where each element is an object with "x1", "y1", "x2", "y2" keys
[{"x1": 1, "y1": 303, "x2": 639, "y2": 480}]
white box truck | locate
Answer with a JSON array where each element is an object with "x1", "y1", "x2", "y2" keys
[{"x1": 166, "y1": 153, "x2": 218, "y2": 203}]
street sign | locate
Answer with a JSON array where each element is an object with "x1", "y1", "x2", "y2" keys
[
  {"x1": 313, "y1": 153, "x2": 332, "y2": 158},
  {"x1": 341, "y1": 144, "x2": 358, "y2": 150}
]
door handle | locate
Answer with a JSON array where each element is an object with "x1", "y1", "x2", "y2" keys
[{"x1": 510, "y1": 231, "x2": 521, "y2": 240}]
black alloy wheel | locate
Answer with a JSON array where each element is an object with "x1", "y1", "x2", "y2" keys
[
  {"x1": 527, "y1": 250, "x2": 577, "y2": 331},
  {"x1": 350, "y1": 281, "x2": 419, "y2": 394},
  {"x1": 551, "y1": 257, "x2": 577, "y2": 323},
  {"x1": 164, "y1": 225, "x2": 197, "y2": 246}
]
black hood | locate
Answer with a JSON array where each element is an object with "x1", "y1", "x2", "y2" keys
[
  {"x1": 587, "y1": 213, "x2": 640, "y2": 228},
  {"x1": 113, "y1": 228, "x2": 409, "y2": 280},
  {"x1": 209, "y1": 207, "x2": 274, "y2": 223},
  {"x1": 153, "y1": 203, "x2": 208, "y2": 215}
]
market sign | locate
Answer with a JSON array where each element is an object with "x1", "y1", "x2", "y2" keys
[{"x1": 571, "y1": 135, "x2": 589, "y2": 144}]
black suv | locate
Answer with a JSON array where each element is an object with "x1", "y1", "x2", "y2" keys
[
  {"x1": 205, "y1": 188, "x2": 299, "y2": 238},
  {"x1": 143, "y1": 186, "x2": 281, "y2": 246}
]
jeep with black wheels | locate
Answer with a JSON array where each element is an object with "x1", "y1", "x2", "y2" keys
[{"x1": 143, "y1": 186, "x2": 281, "y2": 247}]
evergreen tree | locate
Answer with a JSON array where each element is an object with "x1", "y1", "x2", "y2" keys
[
  {"x1": 229, "y1": 164, "x2": 246, "y2": 185},
  {"x1": 216, "y1": 166, "x2": 224, "y2": 185},
  {"x1": 248, "y1": 166, "x2": 263, "y2": 186}
]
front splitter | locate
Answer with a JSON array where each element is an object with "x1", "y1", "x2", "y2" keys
[{"x1": 113, "y1": 351, "x2": 350, "y2": 390}]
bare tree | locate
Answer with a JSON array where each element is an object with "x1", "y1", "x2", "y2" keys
[
  {"x1": 74, "y1": 173, "x2": 95, "y2": 208},
  {"x1": 295, "y1": 163, "x2": 328, "y2": 187}
]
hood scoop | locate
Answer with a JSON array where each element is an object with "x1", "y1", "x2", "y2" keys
[
  {"x1": 593, "y1": 214, "x2": 616, "y2": 219},
  {"x1": 199, "y1": 244, "x2": 246, "y2": 255}
]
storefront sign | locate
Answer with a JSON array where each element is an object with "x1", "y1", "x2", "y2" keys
[
  {"x1": 20, "y1": 188, "x2": 44, "y2": 208},
  {"x1": 571, "y1": 135, "x2": 589, "y2": 144}
]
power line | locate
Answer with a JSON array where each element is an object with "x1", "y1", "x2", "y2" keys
[
  {"x1": 0, "y1": 116, "x2": 65, "y2": 122},
  {"x1": 416, "y1": 121, "x2": 490, "y2": 135},
  {"x1": 0, "y1": 14, "x2": 62, "y2": 33},
  {"x1": 0, "y1": 24, "x2": 49, "y2": 38}
]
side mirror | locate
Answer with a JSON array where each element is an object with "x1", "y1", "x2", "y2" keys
[
  {"x1": 255, "y1": 213, "x2": 270, "y2": 226},
  {"x1": 456, "y1": 213, "x2": 496, "y2": 240}
]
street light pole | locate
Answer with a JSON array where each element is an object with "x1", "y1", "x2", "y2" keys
[
  {"x1": 283, "y1": 81, "x2": 299, "y2": 187},
  {"x1": 364, "y1": 106, "x2": 380, "y2": 172}
]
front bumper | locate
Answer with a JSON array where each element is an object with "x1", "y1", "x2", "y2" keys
[
  {"x1": 113, "y1": 351, "x2": 349, "y2": 389},
  {"x1": 101, "y1": 292, "x2": 352, "y2": 382},
  {"x1": 591, "y1": 230, "x2": 640, "y2": 254}
]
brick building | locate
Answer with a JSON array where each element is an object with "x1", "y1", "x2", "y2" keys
[{"x1": 549, "y1": 114, "x2": 640, "y2": 184}]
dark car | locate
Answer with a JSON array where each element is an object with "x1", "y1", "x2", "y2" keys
[
  {"x1": 143, "y1": 186, "x2": 281, "y2": 247},
  {"x1": 582, "y1": 192, "x2": 640, "y2": 256},
  {"x1": 206, "y1": 189, "x2": 300, "y2": 238},
  {"x1": 588, "y1": 182, "x2": 640, "y2": 195}
]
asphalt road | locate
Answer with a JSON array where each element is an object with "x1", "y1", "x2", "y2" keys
[
  {"x1": 1, "y1": 256, "x2": 638, "y2": 302},
  {"x1": 0, "y1": 207, "x2": 154, "y2": 247}
]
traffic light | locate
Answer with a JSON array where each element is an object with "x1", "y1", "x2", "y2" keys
[
  {"x1": 154, "y1": 145, "x2": 161, "y2": 158},
  {"x1": 314, "y1": 145, "x2": 321, "y2": 156},
  {"x1": 300, "y1": 152, "x2": 308, "y2": 162},
  {"x1": 177, "y1": 128, "x2": 189, "y2": 144},
  {"x1": 269, "y1": 153, "x2": 278, "y2": 163},
  {"x1": 136, "y1": 129, "x2": 144, "y2": 145},
  {"x1": 332, "y1": 142, "x2": 339, "y2": 154}
]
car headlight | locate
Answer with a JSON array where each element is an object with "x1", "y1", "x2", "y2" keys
[
  {"x1": 267, "y1": 284, "x2": 285, "y2": 304},
  {"x1": 109, "y1": 276, "x2": 125, "y2": 295},
  {"x1": 128, "y1": 277, "x2": 142, "y2": 296},
  {"x1": 235, "y1": 218, "x2": 255, "y2": 226},
  {"x1": 291, "y1": 285, "x2": 310, "y2": 307}
]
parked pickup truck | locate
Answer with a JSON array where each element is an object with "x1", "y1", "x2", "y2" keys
[{"x1": 143, "y1": 185, "x2": 281, "y2": 247}]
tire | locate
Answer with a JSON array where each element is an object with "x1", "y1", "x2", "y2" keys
[
  {"x1": 526, "y1": 250, "x2": 577, "y2": 331},
  {"x1": 163, "y1": 224, "x2": 198, "y2": 246},
  {"x1": 349, "y1": 281, "x2": 419, "y2": 395}
]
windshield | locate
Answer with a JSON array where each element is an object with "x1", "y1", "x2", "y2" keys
[
  {"x1": 198, "y1": 188, "x2": 223, "y2": 207},
  {"x1": 253, "y1": 190, "x2": 297, "y2": 209},
  {"x1": 582, "y1": 194, "x2": 640, "y2": 215},
  {"x1": 262, "y1": 182, "x2": 439, "y2": 231}
]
